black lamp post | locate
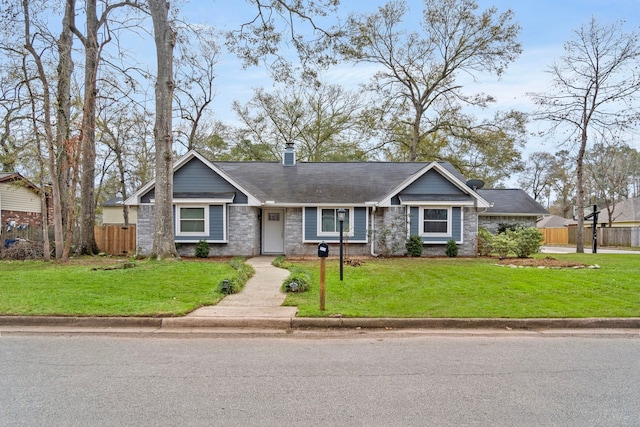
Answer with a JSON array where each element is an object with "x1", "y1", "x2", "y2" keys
[{"x1": 337, "y1": 208, "x2": 346, "y2": 281}]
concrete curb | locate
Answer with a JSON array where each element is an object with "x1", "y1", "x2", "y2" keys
[
  {"x1": 291, "y1": 317, "x2": 640, "y2": 330},
  {"x1": 2, "y1": 316, "x2": 640, "y2": 331},
  {"x1": 0, "y1": 316, "x2": 162, "y2": 328},
  {"x1": 161, "y1": 317, "x2": 293, "y2": 329}
]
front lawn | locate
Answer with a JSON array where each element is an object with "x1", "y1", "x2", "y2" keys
[
  {"x1": 283, "y1": 254, "x2": 640, "y2": 318},
  {"x1": 0, "y1": 258, "x2": 245, "y2": 316}
]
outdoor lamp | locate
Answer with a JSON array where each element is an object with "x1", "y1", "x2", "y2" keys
[{"x1": 337, "y1": 208, "x2": 346, "y2": 223}]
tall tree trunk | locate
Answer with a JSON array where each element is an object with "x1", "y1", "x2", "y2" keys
[
  {"x1": 21, "y1": 0, "x2": 73, "y2": 260},
  {"x1": 575, "y1": 128, "x2": 588, "y2": 253},
  {"x1": 54, "y1": 0, "x2": 75, "y2": 259},
  {"x1": 149, "y1": 0, "x2": 179, "y2": 259},
  {"x1": 77, "y1": 0, "x2": 100, "y2": 255}
]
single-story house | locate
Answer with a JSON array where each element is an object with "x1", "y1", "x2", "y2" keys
[
  {"x1": 102, "y1": 196, "x2": 137, "y2": 225},
  {"x1": 126, "y1": 146, "x2": 548, "y2": 257},
  {"x1": 591, "y1": 198, "x2": 640, "y2": 227},
  {"x1": 0, "y1": 172, "x2": 49, "y2": 237},
  {"x1": 537, "y1": 214, "x2": 575, "y2": 229}
]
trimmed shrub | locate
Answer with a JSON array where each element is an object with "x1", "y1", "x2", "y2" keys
[
  {"x1": 476, "y1": 227, "x2": 494, "y2": 257},
  {"x1": 510, "y1": 227, "x2": 544, "y2": 258},
  {"x1": 272, "y1": 255, "x2": 288, "y2": 268},
  {"x1": 217, "y1": 257, "x2": 254, "y2": 294},
  {"x1": 405, "y1": 235, "x2": 424, "y2": 257},
  {"x1": 282, "y1": 266, "x2": 312, "y2": 293},
  {"x1": 445, "y1": 239, "x2": 458, "y2": 257},
  {"x1": 492, "y1": 233, "x2": 513, "y2": 260},
  {"x1": 195, "y1": 240, "x2": 210, "y2": 258}
]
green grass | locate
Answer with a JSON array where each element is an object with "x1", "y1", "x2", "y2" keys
[
  {"x1": 283, "y1": 254, "x2": 640, "y2": 318},
  {"x1": 0, "y1": 258, "x2": 246, "y2": 316}
]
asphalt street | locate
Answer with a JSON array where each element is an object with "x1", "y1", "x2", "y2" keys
[{"x1": 1, "y1": 333, "x2": 639, "y2": 426}]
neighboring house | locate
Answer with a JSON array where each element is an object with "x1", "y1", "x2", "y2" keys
[
  {"x1": 126, "y1": 147, "x2": 548, "y2": 257},
  {"x1": 477, "y1": 188, "x2": 549, "y2": 233},
  {"x1": 537, "y1": 214, "x2": 574, "y2": 229},
  {"x1": 592, "y1": 198, "x2": 640, "y2": 227},
  {"x1": 0, "y1": 172, "x2": 49, "y2": 236},
  {"x1": 102, "y1": 196, "x2": 137, "y2": 225}
]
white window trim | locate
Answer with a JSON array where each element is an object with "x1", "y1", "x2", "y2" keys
[
  {"x1": 419, "y1": 206, "x2": 452, "y2": 237},
  {"x1": 175, "y1": 205, "x2": 210, "y2": 237},
  {"x1": 317, "y1": 207, "x2": 355, "y2": 237}
]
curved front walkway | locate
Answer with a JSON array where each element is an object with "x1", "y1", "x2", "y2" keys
[{"x1": 186, "y1": 256, "x2": 298, "y2": 319}]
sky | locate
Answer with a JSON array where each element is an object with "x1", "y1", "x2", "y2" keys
[{"x1": 171, "y1": 0, "x2": 640, "y2": 156}]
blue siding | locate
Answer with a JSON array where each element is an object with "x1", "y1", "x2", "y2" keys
[
  {"x1": 209, "y1": 205, "x2": 225, "y2": 240},
  {"x1": 410, "y1": 206, "x2": 462, "y2": 243},
  {"x1": 174, "y1": 204, "x2": 225, "y2": 242},
  {"x1": 142, "y1": 158, "x2": 248, "y2": 203},
  {"x1": 410, "y1": 207, "x2": 419, "y2": 236},
  {"x1": 401, "y1": 169, "x2": 466, "y2": 196},
  {"x1": 304, "y1": 207, "x2": 367, "y2": 242}
]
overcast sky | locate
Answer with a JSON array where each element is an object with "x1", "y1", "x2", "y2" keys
[{"x1": 174, "y1": 0, "x2": 639, "y2": 154}]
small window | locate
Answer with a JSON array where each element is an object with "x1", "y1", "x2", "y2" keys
[
  {"x1": 423, "y1": 208, "x2": 448, "y2": 234},
  {"x1": 319, "y1": 208, "x2": 351, "y2": 235},
  {"x1": 177, "y1": 206, "x2": 208, "y2": 236}
]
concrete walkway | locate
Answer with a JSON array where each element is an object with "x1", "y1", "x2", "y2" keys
[{"x1": 163, "y1": 256, "x2": 298, "y2": 329}]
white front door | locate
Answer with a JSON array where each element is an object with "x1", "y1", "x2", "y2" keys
[{"x1": 263, "y1": 209, "x2": 284, "y2": 254}]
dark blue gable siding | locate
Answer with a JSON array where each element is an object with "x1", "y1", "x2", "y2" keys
[
  {"x1": 403, "y1": 169, "x2": 466, "y2": 195},
  {"x1": 174, "y1": 205, "x2": 225, "y2": 242},
  {"x1": 410, "y1": 206, "x2": 462, "y2": 243},
  {"x1": 304, "y1": 207, "x2": 368, "y2": 242},
  {"x1": 391, "y1": 169, "x2": 465, "y2": 205},
  {"x1": 141, "y1": 158, "x2": 248, "y2": 204}
]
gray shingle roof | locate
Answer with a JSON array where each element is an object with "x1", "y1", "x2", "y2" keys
[
  {"x1": 477, "y1": 189, "x2": 549, "y2": 216},
  {"x1": 126, "y1": 151, "x2": 548, "y2": 217},
  {"x1": 595, "y1": 198, "x2": 640, "y2": 223},
  {"x1": 215, "y1": 161, "x2": 439, "y2": 204}
]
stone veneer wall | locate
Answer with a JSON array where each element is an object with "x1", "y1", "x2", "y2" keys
[
  {"x1": 478, "y1": 215, "x2": 537, "y2": 234},
  {"x1": 135, "y1": 205, "x2": 154, "y2": 255},
  {"x1": 284, "y1": 208, "x2": 307, "y2": 256},
  {"x1": 372, "y1": 206, "x2": 478, "y2": 257},
  {"x1": 136, "y1": 205, "x2": 261, "y2": 257}
]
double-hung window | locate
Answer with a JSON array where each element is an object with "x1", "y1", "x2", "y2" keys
[
  {"x1": 176, "y1": 206, "x2": 209, "y2": 236},
  {"x1": 421, "y1": 207, "x2": 449, "y2": 235},
  {"x1": 319, "y1": 208, "x2": 351, "y2": 236}
]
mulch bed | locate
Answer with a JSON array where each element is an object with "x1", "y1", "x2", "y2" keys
[{"x1": 496, "y1": 256, "x2": 591, "y2": 269}]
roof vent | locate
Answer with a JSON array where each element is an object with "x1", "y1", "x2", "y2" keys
[
  {"x1": 283, "y1": 142, "x2": 296, "y2": 166},
  {"x1": 466, "y1": 179, "x2": 485, "y2": 190}
]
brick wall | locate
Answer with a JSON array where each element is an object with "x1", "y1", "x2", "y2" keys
[{"x1": 1, "y1": 209, "x2": 43, "y2": 228}]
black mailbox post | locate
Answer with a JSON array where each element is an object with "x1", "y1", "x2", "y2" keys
[
  {"x1": 318, "y1": 242, "x2": 329, "y2": 257},
  {"x1": 318, "y1": 242, "x2": 329, "y2": 310}
]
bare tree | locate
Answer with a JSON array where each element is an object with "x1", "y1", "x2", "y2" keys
[
  {"x1": 530, "y1": 18, "x2": 640, "y2": 252},
  {"x1": 518, "y1": 152, "x2": 556, "y2": 203},
  {"x1": 71, "y1": 0, "x2": 142, "y2": 255},
  {"x1": 174, "y1": 26, "x2": 220, "y2": 152},
  {"x1": 339, "y1": 0, "x2": 522, "y2": 162},
  {"x1": 226, "y1": 0, "x2": 342, "y2": 83},
  {"x1": 18, "y1": 0, "x2": 76, "y2": 260},
  {"x1": 585, "y1": 142, "x2": 636, "y2": 227},
  {"x1": 232, "y1": 82, "x2": 375, "y2": 161}
]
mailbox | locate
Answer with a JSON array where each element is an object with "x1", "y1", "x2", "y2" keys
[{"x1": 317, "y1": 242, "x2": 329, "y2": 257}]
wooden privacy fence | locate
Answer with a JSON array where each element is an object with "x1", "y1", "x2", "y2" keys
[
  {"x1": 94, "y1": 225, "x2": 136, "y2": 255},
  {"x1": 568, "y1": 226, "x2": 640, "y2": 247},
  {"x1": 539, "y1": 228, "x2": 569, "y2": 245}
]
